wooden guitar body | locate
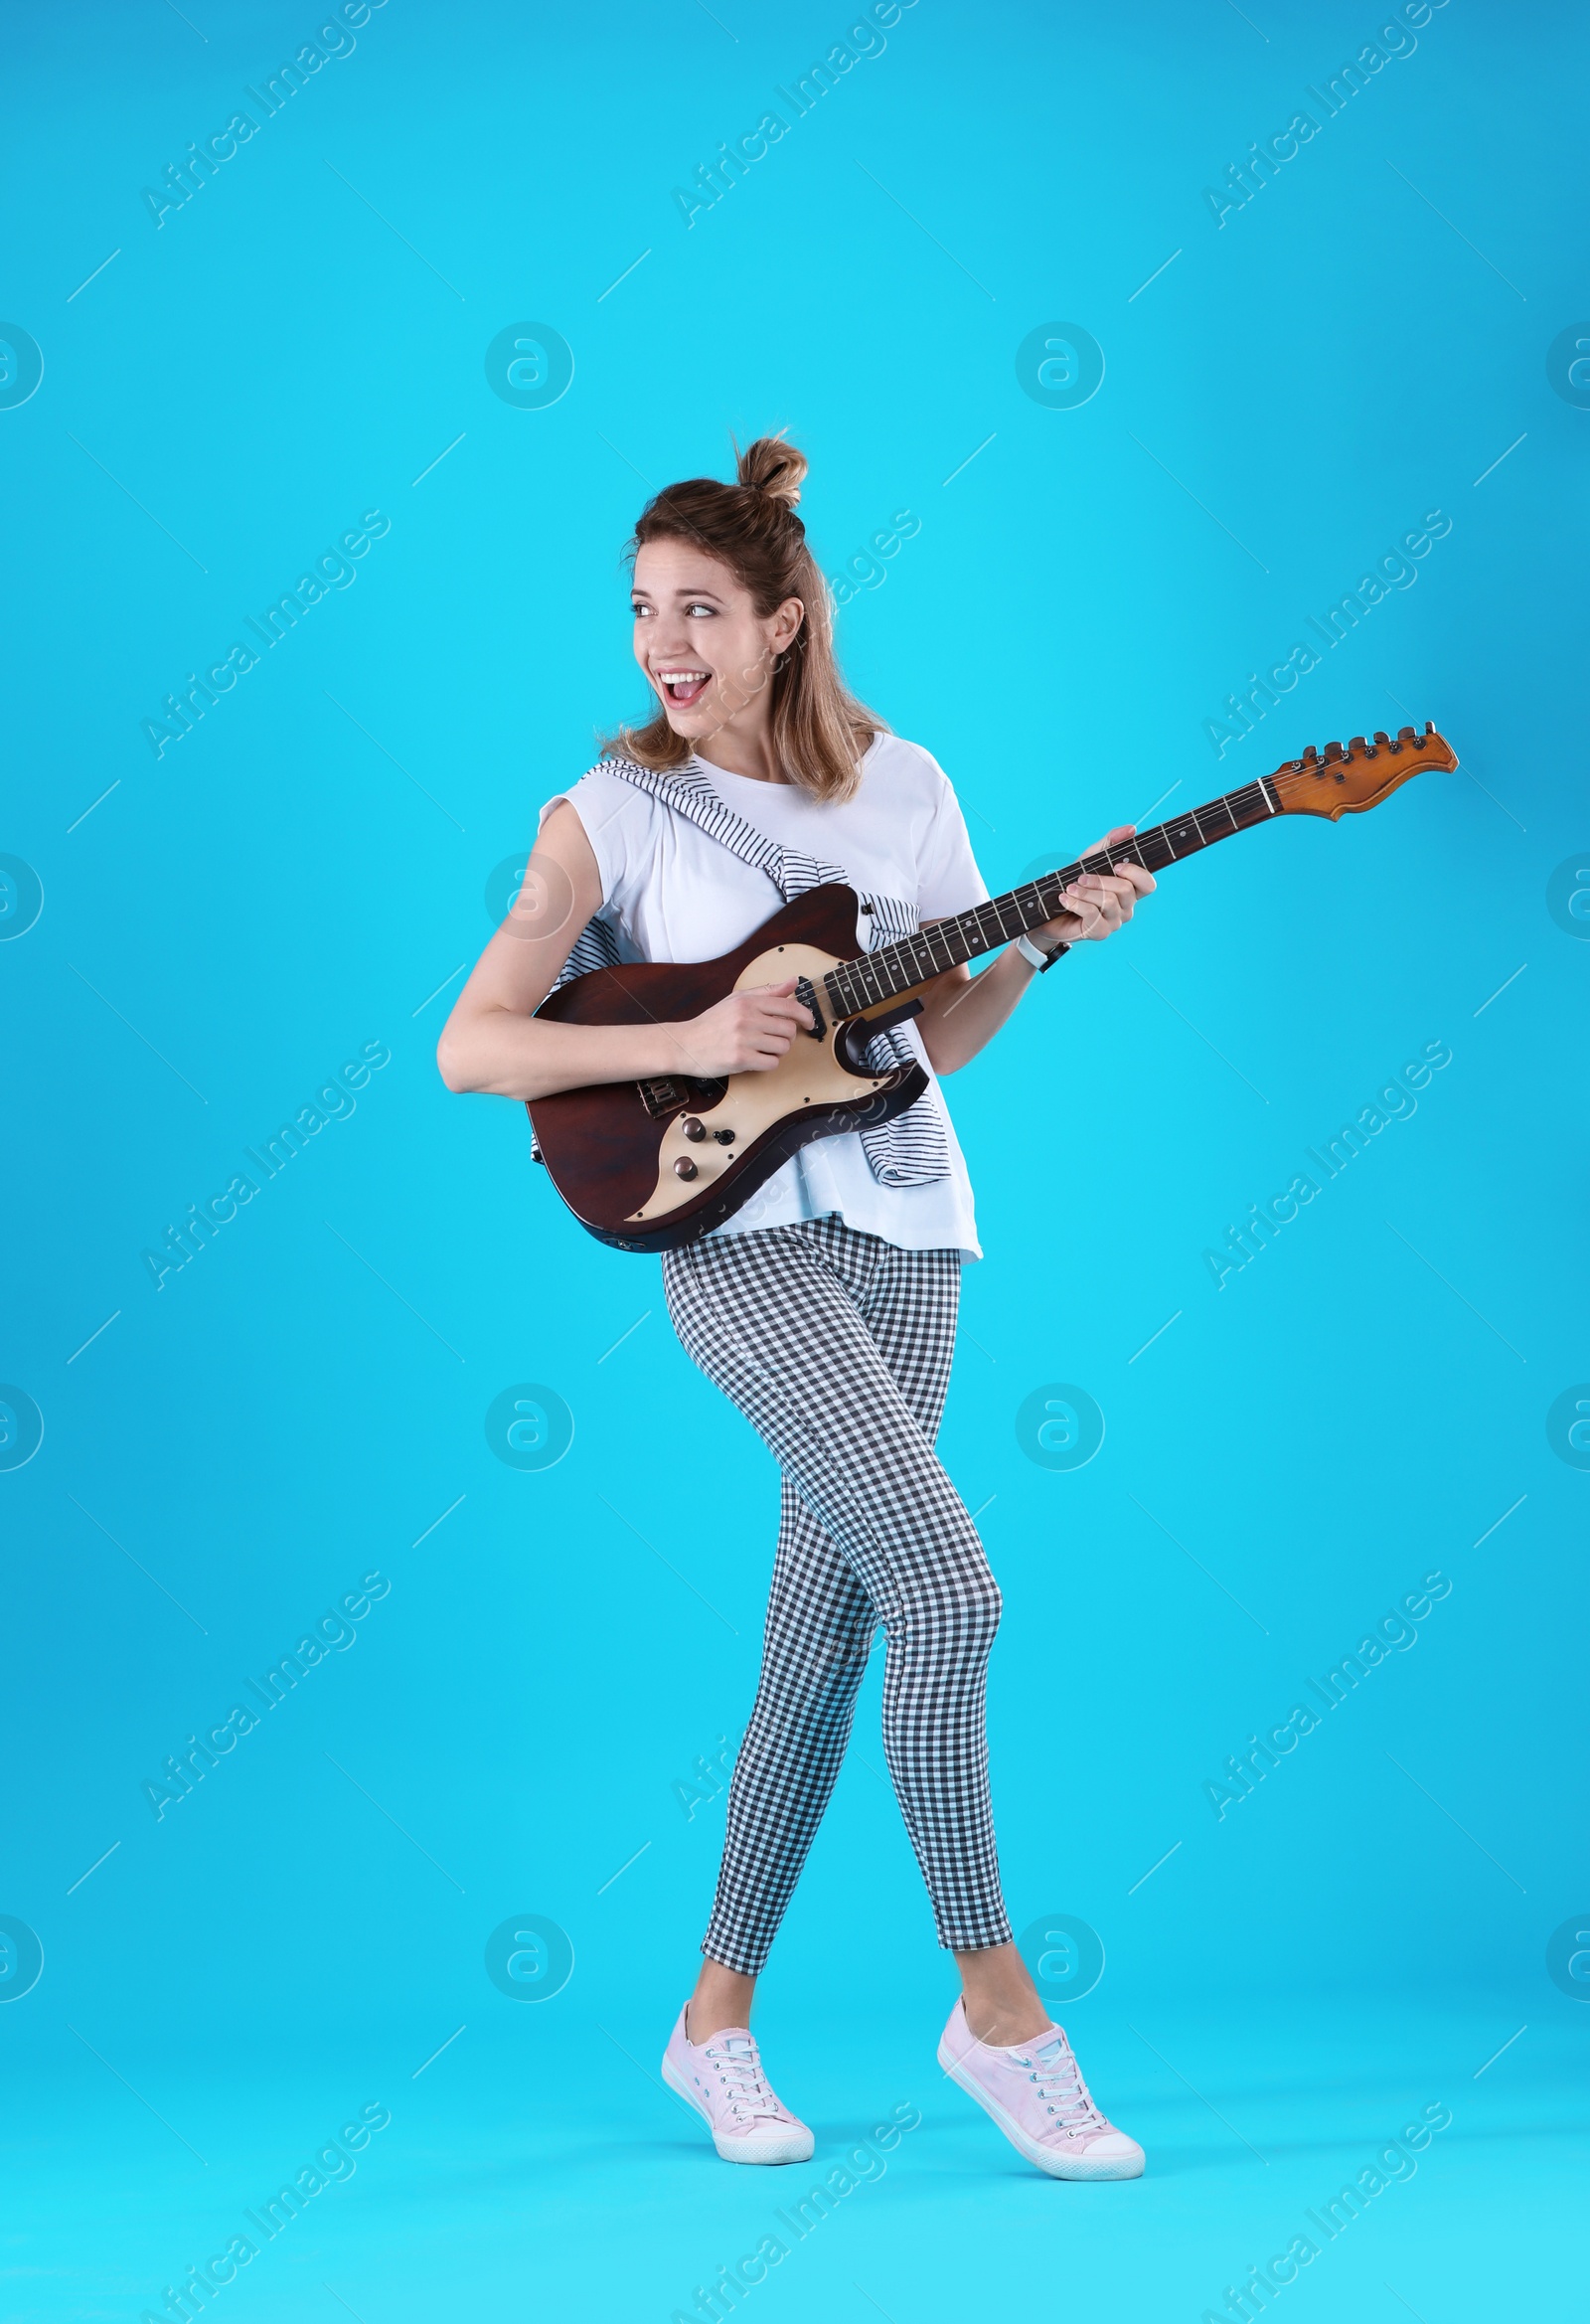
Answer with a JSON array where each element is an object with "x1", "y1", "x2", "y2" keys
[{"x1": 528, "y1": 884, "x2": 925, "y2": 1252}]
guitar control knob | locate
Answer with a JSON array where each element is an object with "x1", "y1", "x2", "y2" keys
[
  {"x1": 674, "y1": 1157, "x2": 699, "y2": 1181},
  {"x1": 714, "y1": 1127, "x2": 736, "y2": 1144},
  {"x1": 681, "y1": 1116, "x2": 707, "y2": 1142}
]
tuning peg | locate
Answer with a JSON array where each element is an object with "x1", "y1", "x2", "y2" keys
[
  {"x1": 1349, "y1": 736, "x2": 1366, "y2": 753},
  {"x1": 1372, "y1": 730, "x2": 1390, "y2": 745},
  {"x1": 1397, "y1": 725, "x2": 1416, "y2": 742},
  {"x1": 1301, "y1": 744, "x2": 1320, "y2": 765},
  {"x1": 1423, "y1": 720, "x2": 1434, "y2": 736},
  {"x1": 1323, "y1": 740, "x2": 1345, "y2": 762}
]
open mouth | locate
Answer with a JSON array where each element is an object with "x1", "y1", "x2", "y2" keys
[{"x1": 655, "y1": 667, "x2": 712, "y2": 707}]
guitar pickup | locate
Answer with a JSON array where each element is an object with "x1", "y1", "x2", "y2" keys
[{"x1": 793, "y1": 976, "x2": 825, "y2": 1039}]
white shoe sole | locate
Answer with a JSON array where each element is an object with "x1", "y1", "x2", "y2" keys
[
  {"x1": 661, "y1": 2053, "x2": 815, "y2": 2166},
  {"x1": 937, "y1": 2040, "x2": 1145, "y2": 2181}
]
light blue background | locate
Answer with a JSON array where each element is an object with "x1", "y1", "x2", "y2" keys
[{"x1": 2, "y1": 1, "x2": 1585, "y2": 2317}]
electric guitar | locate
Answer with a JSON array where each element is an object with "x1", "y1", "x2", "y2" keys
[{"x1": 527, "y1": 723, "x2": 1458, "y2": 1251}]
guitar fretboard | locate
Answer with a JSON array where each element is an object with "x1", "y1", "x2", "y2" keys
[{"x1": 821, "y1": 773, "x2": 1282, "y2": 1020}]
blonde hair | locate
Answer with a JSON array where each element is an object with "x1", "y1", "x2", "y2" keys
[{"x1": 605, "y1": 433, "x2": 885, "y2": 803}]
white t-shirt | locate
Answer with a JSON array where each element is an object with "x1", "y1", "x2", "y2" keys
[{"x1": 542, "y1": 734, "x2": 988, "y2": 1258}]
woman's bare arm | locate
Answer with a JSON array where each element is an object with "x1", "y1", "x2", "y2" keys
[{"x1": 436, "y1": 801, "x2": 813, "y2": 1100}]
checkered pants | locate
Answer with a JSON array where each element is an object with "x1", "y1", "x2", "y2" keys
[{"x1": 662, "y1": 1215, "x2": 1013, "y2": 1974}]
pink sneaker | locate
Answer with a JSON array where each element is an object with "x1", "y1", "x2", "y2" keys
[
  {"x1": 937, "y1": 1999, "x2": 1145, "y2": 2180},
  {"x1": 660, "y1": 2002, "x2": 816, "y2": 2165}
]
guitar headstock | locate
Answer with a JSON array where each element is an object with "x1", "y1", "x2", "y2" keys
[{"x1": 1270, "y1": 723, "x2": 1458, "y2": 819}]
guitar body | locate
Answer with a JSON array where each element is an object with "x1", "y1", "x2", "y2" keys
[{"x1": 527, "y1": 884, "x2": 926, "y2": 1252}]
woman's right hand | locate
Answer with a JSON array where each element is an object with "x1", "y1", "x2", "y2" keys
[{"x1": 670, "y1": 977, "x2": 815, "y2": 1077}]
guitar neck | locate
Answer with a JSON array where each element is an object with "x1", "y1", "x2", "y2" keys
[{"x1": 822, "y1": 771, "x2": 1284, "y2": 1019}]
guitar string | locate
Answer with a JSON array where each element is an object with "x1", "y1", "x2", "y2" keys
[
  {"x1": 642, "y1": 780, "x2": 1275, "y2": 1104},
  {"x1": 607, "y1": 741, "x2": 1429, "y2": 1100},
  {"x1": 820, "y1": 774, "x2": 1288, "y2": 1019},
  {"x1": 825, "y1": 729, "x2": 1437, "y2": 1016}
]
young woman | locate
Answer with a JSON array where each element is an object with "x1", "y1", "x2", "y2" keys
[{"x1": 438, "y1": 436, "x2": 1155, "y2": 2181}]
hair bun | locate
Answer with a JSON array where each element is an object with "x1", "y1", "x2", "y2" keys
[{"x1": 736, "y1": 433, "x2": 807, "y2": 510}]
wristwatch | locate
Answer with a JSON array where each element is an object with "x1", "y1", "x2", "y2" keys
[{"x1": 1016, "y1": 932, "x2": 1070, "y2": 973}]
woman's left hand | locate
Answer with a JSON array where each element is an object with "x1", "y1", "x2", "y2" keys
[{"x1": 1033, "y1": 824, "x2": 1156, "y2": 946}]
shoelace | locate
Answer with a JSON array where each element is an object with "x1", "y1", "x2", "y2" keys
[
  {"x1": 705, "y1": 2034, "x2": 784, "y2": 2124},
  {"x1": 1012, "y1": 2034, "x2": 1108, "y2": 2135}
]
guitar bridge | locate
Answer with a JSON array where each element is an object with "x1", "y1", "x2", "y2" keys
[{"x1": 637, "y1": 1074, "x2": 728, "y2": 1120}]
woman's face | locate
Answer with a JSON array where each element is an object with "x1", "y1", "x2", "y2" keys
[{"x1": 631, "y1": 537, "x2": 803, "y2": 748}]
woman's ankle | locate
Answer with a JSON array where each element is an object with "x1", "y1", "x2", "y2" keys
[
  {"x1": 962, "y1": 1996, "x2": 1051, "y2": 2047},
  {"x1": 954, "y1": 1941, "x2": 1050, "y2": 2047},
  {"x1": 687, "y1": 1963, "x2": 757, "y2": 2044}
]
